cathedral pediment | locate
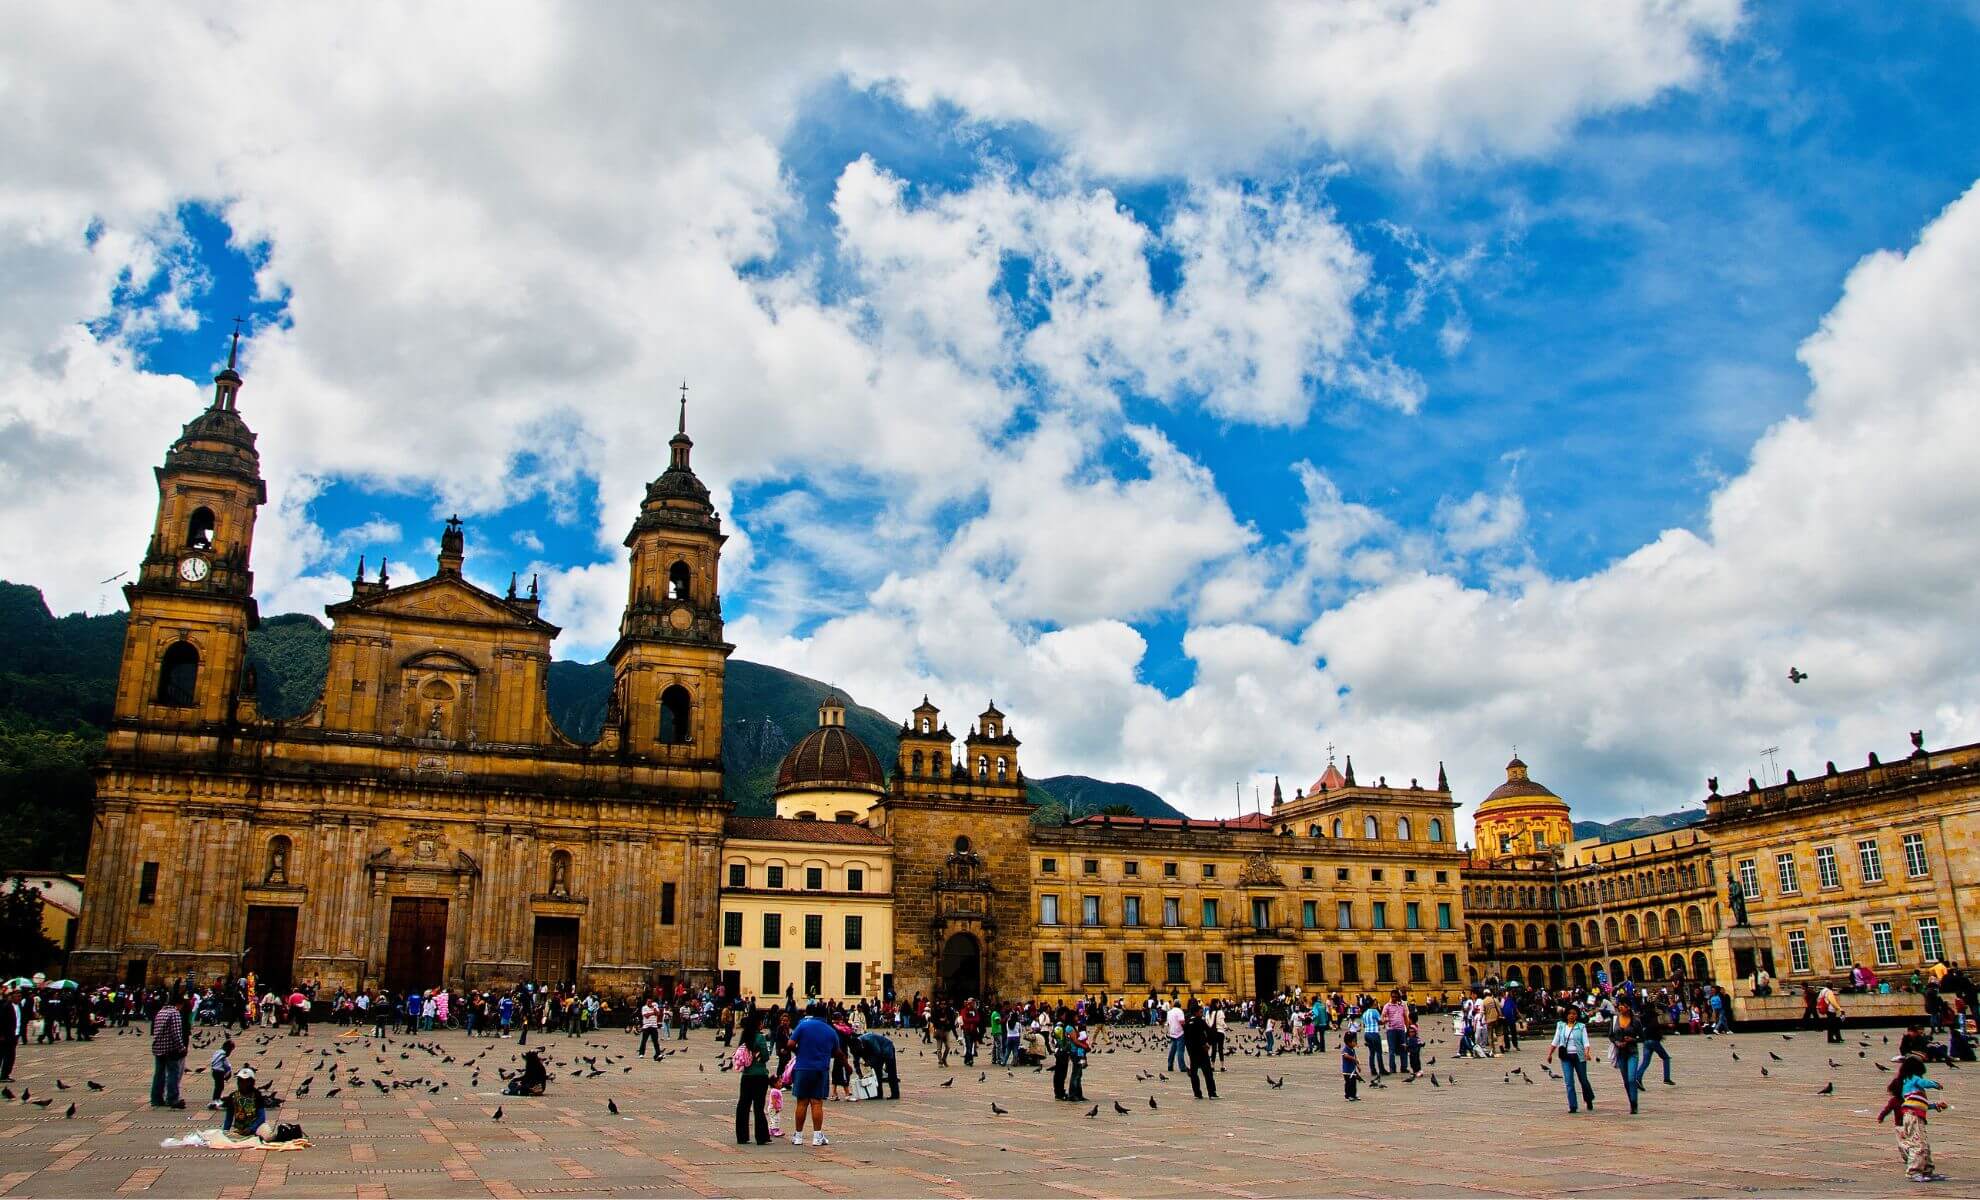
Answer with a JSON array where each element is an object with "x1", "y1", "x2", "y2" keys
[{"x1": 328, "y1": 574, "x2": 560, "y2": 634}]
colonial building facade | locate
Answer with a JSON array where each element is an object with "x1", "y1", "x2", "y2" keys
[{"x1": 73, "y1": 355, "x2": 731, "y2": 994}]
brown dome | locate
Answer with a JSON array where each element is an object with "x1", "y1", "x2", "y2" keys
[
  {"x1": 775, "y1": 724, "x2": 887, "y2": 795},
  {"x1": 1477, "y1": 755, "x2": 1567, "y2": 813}
]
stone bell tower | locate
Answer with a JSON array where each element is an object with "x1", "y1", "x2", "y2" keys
[
  {"x1": 113, "y1": 326, "x2": 267, "y2": 729},
  {"x1": 604, "y1": 384, "x2": 730, "y2": 793}
]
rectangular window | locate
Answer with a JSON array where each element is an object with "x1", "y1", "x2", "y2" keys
[
  {"x1": 1084, "y1": 951, "x2": 1105, "y2": 985},
  {"x1": 1301, "y1": 866, "x2": 1314, "y2": 881},
  {"x1": 1204, "y1": 953, "x2": 1224, "y2": 984},
  {"x1": 1775, "y1": 853, "x2": 1799, "y2": 895},
  {"x1": 1904, "y1": 833, "x2": 1930, "y2": 878},
  {"x1": 844, "y1": 915, "x2": 863, "y2": 951},
  {"x1": 1202, "y1": 864, "x2": 1217, "y2": 879},
  {"x1": 1737, "y1": 859, "x2": 1759, "y2": 899},
  {"x1": 1124, "y1": 861, "x2": 1139, "y2": 876},
  {"x1": 1375, "y1": 952, "x2": 1395, "y2": 983},
  {"x1": 763, "y1": 913, "x2": 782, "y2": 949},
  {"x1": 767, "y1": 865, "x2": 785, "y2": 890},
  {"x1": 805, "y1": 960, "x2": 821, "y2": 997},
  {"x1": 1405, "y1": 901, "x2": 1421, "y2": 930},
  {"x1": 1305, "y1": 952, "x2": 1326, "y2": 983},
  {"x1": 1252, "y1": 898, "x2": 1272, "y2": 929},
  {"x1": 806, "y1": 866, "x2": 824, "y2": 891},
  {"x1": 803, "y1": 914, "x2": 823, "y2": 950},
  {"x1": 844, "y1": 962, "x2": 862, "y2": 997},
  {"x1": 1336, "y1": 867, "x2": 1351, "y2": 882},
  {"x1": 847, "y1": 868, "x2": 864, "y2": 892},
  {"x1": 1040, "y1": 895, "x2": 1060, "y2": 926},
  {"x1": 1405, "y1": 869, "x2": 1418, "y2": 883},
  {"x1": 1437, "y1": 902, "x2": 1453, "y2": 930},
  {"x1": 1124, "y1": 896, "x2": 1141, "y2": 927},
  {"x1": 1435, "y1": 870, "x2": 1448, "y2": 884},
  {"x1": 1163, "y1": 897, "x2": 1181, "y2": 927},
  {"x1": 1828, "y1": 924, "x2": 1852, "y2": 970},
  {"x1": 1201, "y1": 898, "x2": 1219, "y2": 928},
  {"x1": 1163, "y1": 861, "x2": 1178, "y2": 878},
  {"x1": 1083, "y1": 859, "x2": 1100, "y2": 875},
  {"x1": 1371, "y1": 901, "x2": 1388, "y2": 931},
  {"x1": 1872, "y1": 920, "x2": 1897, "y2": 967},
  {"x1": 761, "y1": 959, "x2": 780, "y2": 994},
  {"x1": 1920, "y1": 917, "x2": 1946, "y2": 963},
  {"x1": 1409, "y1": 953, "x2": 1428, "y2": 983},
  {"x1": 1126, "y1": 952, "x2": 1146, "y2": 985},
  {"x1": 1856, "y1": 840, "x2": 1883, "y2": 884},
  {"x1": 1302, "y1": 899, "x2": 1318, "y2": 929},
  {"x1": 1440, "y1": 952, "x2": 1459, "y2": 982},
  {"x1": 722, "y1": 911, "x2": 743, "y2": 947},
  {"x1": 1815, "y1": 846, "x2": 1840, "y2": 890},
  {"x1": 1371, "y1": 868, "x2": 1384, "y2": 882},
  {"x1": 1787, "y1": 929, "x2": 1810, "y2": 973},
  {"x1": 1082, "y1": 895, "x2": 1102, "y2": 926},
  {"x1": 1042, "y1": 952, "x2": 1062, "y2": 985},
  {"x1": 1165, "y1": 951, "x2": 1186, "y2": 984},
  {"x1": 660, "y1": 882, "x2": 676, "y2": 926},
  {"x1": 1042, "y1": 858, "x2": 1057, "y2": 874},
  {"x1": 139, "y1": 862, "x2": 159, "y2": 904},
  {"x1": 728, "y1": 863, "x2": 746, "y2": 888},
  {"x1": 1341, "y1": 952, "x2": 1361, "y2": 982},
  {"x1": 1337, "y1": 900, "x2": 1355, "y2": 930}
]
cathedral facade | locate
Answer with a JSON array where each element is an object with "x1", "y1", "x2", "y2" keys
[{"x1": 72, "y1": 352, "x2": 733, "y2": 995}]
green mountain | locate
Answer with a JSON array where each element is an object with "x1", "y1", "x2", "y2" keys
[
  {"x1": 1572, "y1": 809, "x2": 1707, "y2": 844},
  {"x1": 0, "y1": 580, "x2": 1185, "y2": 861}
]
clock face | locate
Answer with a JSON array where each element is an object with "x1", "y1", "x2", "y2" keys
[{"x1": 178, "y1": 556, "x2": 210, "y2": 582}]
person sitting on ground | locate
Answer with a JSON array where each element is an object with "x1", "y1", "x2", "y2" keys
[
  {"x1": 505, "y1": 1050, "x2": 549, "y2": 1096},
  {"x1": 219, "y1": 1068, "x2": 268, "y2": 1140}
]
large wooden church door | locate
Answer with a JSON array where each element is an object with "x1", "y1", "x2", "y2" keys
[
  {"x1": 385, "y1": 897, "x2": 449, "y2": 992},
  {"x1": 242, "y1": 906, "x2": 297, "y2": 991}
]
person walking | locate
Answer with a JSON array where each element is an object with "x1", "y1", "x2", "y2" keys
[
  {"x1": 1545, "y1": 1005, "x2": 1595, "y2": 1114},
  {"x1": 1165, "y1": 1000, "x2": 1187, "y2": 1072},
  {"x1": 150, "y1": 997, "x2": 188, "y2": 1108},
  {"x1": 1183, "y1": 1002, "x2": 1217, "y2": 1099},
  {"x1": 1359, "y1": 1001, "x2": 1385, "y2": 1078},
  {"x1": 1632, "y1": 999, "x2": 1675, "y2": 1088},
  {"x1": 0, "y1": 986, "x2": 20, "y2": 1082},
  {"x1": 1341, "y1": 1033, "x2": 1361, "y2": 1102},
  {"x1": 1819, "y1": 985, "x2": 1846, "y2": 1044},
  {"x1": 734, "y1": 1013, "x2": 772, "y2": 1145},
  {"x1": 1609, "y1": 1002, "x2": 1642, "y2": 1115},
  {"x1": 1879, "y1": 1053, "x2": 1949, "y2": 1182},
  {"x1": 1381, "y1": 991, "x2": 1410, "y2": 1074},
  {"x1": 788, "y1": 1004, "x2": 839, "y2": 1147}
]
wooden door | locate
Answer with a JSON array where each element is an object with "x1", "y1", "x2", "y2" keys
[
  {"x1": 385, "y1": 898, "x2": 449, "y2": 992},
  {"x1": 242, "y1": 905, "x2": 298, "y2": 992},
  {"x1": 531, "y1": 917, "x2": 579, "y2": 986}
]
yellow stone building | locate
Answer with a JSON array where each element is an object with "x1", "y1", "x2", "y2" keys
[
  {"x1": 716, "y1": 697, "x2": 895, "y2": 1002},
  {"x1": 72, "y1": 356, "x2": 732, "y2": 994}
]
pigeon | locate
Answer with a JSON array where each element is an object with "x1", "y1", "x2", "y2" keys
[
  {"x1": 608, "y1": 1099, "x2": 619, "y2": 1114},
  {"x1": 492, "y1": 1106, "x2": 503, "y2": 1121},
  {"x1": 0, "y1": 1089, "x2": 10, "y2": 1100},
  {"x1": 326, "y1": 1088, "x2": 341, "y2": 1098},
  {"x1": 1114, "y1": 1101, "x2": 1130, "y2": 1114},
  {"x1": 55, "y1": 1080, "x2": 68, "y2": 1091},
  {"x1": 979, "y1": 1072, "x2": 987, "y2": 1083},
  {"x1": 1760, "y1": 1067, "x2": 1770, "y2": 1077},
  {"x1": 1788, "y1": 667, "x2": 1807, "y2": 684},
  {"x1": 990, "y1": 1102, "x2": 1008, "y2": 1115},
  {"x1": 1769, "y1": 1052, "x2": 1783, "y2": 1061},
  {"x1": 1875, "y1": 1063, "x2": 1890, "y2": 1072},
  {"x1": 1818, "y1": 1082, "x2": 1834, "y2": 1095},
  {"x1": 1148, "y1": 1096, "x2": 1158, "y2": 1110},
  {"x1": 1783, "y1": 1035, "x2": 1795, "y2": 1041},
  {"x1": 19, "y1": 1088, "x2": 29, "y2": 1103},
  {"x1": 64, "y1": 1103, "x2": 75, "y2": 1119},
  {"x1": 941, "y1": 1077, "x2": 954, "y2": 1088},
  {"x1": 85, "y1": 1081, "x2": 103, "y2": 1092},
  {"x1": 1730, "y1": 1052, "x2": 1740, "y2": 1061},
  {"x1": 1829, "y1": 1060, "x2": 1841, "y2": 1069},
  {"x1": 1267, "y1": 1076, "x2": 1283, "y2": 1089},
  {"x1": 1085, "y1": 1104, "x2": 1099, "y2": 1117},
  {"x1": 1429, "y1": 1075, "x2": 1441, "y2": 1088},
  {"x1": 31, "y1": 1099, "x2": 51, "y2": 1108}
]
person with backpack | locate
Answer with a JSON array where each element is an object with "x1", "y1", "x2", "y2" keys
[{"x1": 733, "y1": 1012, "x2": 771, "y2": 1146}]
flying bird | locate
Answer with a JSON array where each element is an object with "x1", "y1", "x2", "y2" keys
[{"x1": 1788, "y1": 668, "x2": 1808, "y2": 683}]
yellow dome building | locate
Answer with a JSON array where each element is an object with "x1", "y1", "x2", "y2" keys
[
  {"x1": 1473, "y1": 755, "x2": 1574, "y2": 861},
  {"x1": 773, "y1": 695, "x2": 889, "y2": 822}
]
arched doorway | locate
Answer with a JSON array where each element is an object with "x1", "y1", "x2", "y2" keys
[{"x1": 940, "y1": 932, "x2": 981, "y2": 1001}]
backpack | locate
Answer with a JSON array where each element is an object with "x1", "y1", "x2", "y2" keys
[{"x1": 732, "y1": 1044, "x2": 753, "y2": 1071}]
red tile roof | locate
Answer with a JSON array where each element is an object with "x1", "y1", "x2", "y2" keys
[{"x1": 722, "y1": 816, "x2": 891, "y2": 846}]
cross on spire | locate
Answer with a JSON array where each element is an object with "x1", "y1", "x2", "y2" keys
[
  {"x1": 227, "y1": 316, "x2": 245, "y2": 369},
  {"x1": 677, "y1": 379, "x2": 689, "y2": 434}
]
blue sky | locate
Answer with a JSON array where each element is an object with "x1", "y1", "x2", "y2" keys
[{"x1": 8, "y1": 2, "x2": 1980, "y2": 820}]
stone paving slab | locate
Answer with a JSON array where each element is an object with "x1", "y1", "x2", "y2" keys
[{"x1": 0, "y1": 1022, "x2": 1969, "y2": 1197}]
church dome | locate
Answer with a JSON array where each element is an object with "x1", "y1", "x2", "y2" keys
[
  {"x1": 1476, "y1": 755, "x2": 1568, "y2": 814},
  {"x1": 774, "y1": 695, "x2": 886, "y2": 796}
]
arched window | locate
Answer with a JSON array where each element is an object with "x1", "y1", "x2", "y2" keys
[
  {"x1": 1524, "y1": 923, "x2": 1539, "y2": 949},
  {"x1": 1665, "y1": 907, "x2": 1681, "y2": 935},
  {"x1": 1671, "y1": 954, "x2": 1686, "y2": 978},
  {"x1": 919, "y1": 717, "x2": 930, "y2": 733},
  {"x1": 1585, "y1": 920, "x2": 1599, "y2": 947},
  {"x1": 1428, "y1": 817, "x2": 1444, "y2": 842},
  {"x1": 1501, "y1": 923, "x2": 1516, "y2": 949},
  {"x1": 1396, "y1": 816, "x2": 1411, "y2": 840},
  {"x1": 1507, "y1": 966, "x2": 1523, "y2": 986},
  {"x1": 1624, "y1": 914, "x2": 1640, "y2": 941},
  {"x1": 264, "y1": 835, "x2": 291, "y2": 885},
  {"x1": 186, "y1": 506, "x2": 215, "y2": 550},
  {"x1": 1331, "y1": 819, "x2": 1343, "y2": 838},
  {"x1": 1650, "y1": 956, "x2": 1665, "y2": 980},
  {"x1": 834, "y1": 811, "x2": 857, "y2": 823},
  {"x1": 1645, "y1": 911, "x2": 1661, "y2": 939},
  {"x1": 1545, "y1": 923, "x2": 1559, "y2": 950},
  {"x1": 976, "y1": 755, "x2": 988, "y2": 780},
  {"x1": 911, "y1": 750, "x2": 924, "y2": 776},
  {"x1": 1604, "y1": 916, "x2": 1620, "y2": 944},
  {"x1": 1627, "y1": 957, "x2": 1644, "y2": 983},
  {"x1": 1691, "y1": 950, "x2": 1710, "y2": 979},
  {"x1": 1363, "y1": 815, "x2": 1379, "y2": 839},
  {"x1": 1568, "y1": 923, "x2": 1582, "y2": 949},
  {"x1": 156, "y1": 642, "x2": 199, "y2": 706},
  {"x1": 795, "y1": 811, "x2": 817, "y2": 821},
  {"x1": 1480, "y1": 925, "x2": 1495, "y2": 950},
  {"x1": 667, "y1": 560, "x2": 691, "y2": 601},
  {"x1": 1309, "y1": 824, "x2": 1321, "y2": 837},
  {"x1": 1685, "y1": 905, "x2": 1704, "y2": 934},
  {"x1": 995, "y1": 756, "x2": 1008, "y2": 781},
  {"x1": 658, "y1": 685, "x2": 692, "y2": 744}
]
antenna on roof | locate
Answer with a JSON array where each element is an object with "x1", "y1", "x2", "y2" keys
[{"x1": 1760, "y1": 745, "x2": 1780, "y2": 787}]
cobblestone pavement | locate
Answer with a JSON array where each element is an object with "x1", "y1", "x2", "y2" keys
[{"x1": 0, "y1": 1020, "x2": 1968, "y2": 1197}]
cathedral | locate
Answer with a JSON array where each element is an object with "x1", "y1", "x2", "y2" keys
[{"x1": 72, "y1": 346, "x2": 1980, "y2": 1015}]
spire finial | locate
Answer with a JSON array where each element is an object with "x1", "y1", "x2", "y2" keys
[
  {"x1": 228, "y1": 316, "x2": 244, "y2": 370},
  {"x1": 678, "y1": 379, "x2": 689, "y2": 434}
]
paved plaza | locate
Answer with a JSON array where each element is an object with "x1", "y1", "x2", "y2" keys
[{"x1": 0, "y1": 1019, "x2": 1967, "y2": 1198}]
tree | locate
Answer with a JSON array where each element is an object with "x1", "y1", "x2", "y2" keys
[{"x1": 0, "y1": 876, "x2": 60, "y2": 977}]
